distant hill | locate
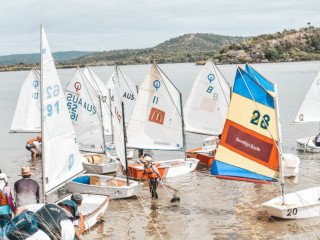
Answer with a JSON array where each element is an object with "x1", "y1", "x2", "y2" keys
[
  {"x1": 213, "y1": 26, "x2": 320, "y2": 64},
  {"x1": 60, "y1": 33, "x2": 249, "y2": 66},
  {"x1": 0, "y1": 51, "x2": 97, "y2": 65}
]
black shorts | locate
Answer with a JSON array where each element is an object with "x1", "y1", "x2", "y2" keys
[{"x1": 26, "y1": 143, "x2": 34, "y2": 150}]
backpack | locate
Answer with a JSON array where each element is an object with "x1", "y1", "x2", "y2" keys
[
  {"x1": 36, "y1": 204, "x2": 68, "y2": 239},
  {"x1": 5, "y1": 210, "x2": 38, "y2": 240}
]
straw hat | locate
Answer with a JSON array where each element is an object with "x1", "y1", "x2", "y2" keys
[
  {"x1": 143, "y1": 156, "x2": 152, "y2": 163},
  {"x1": 21, "y1": 166, "x2": 32, "y2": 176}
]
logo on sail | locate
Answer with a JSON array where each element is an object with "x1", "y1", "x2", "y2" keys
[
  {"x1": 153, "y1": 80, "x2": 161, "y2": 91},
  {"x1": 33, "y1": 80, "x2": 39, "y2": 89},
  {"x1": 208, "y1": 74, "x2": 215, "y2": 83},
  {"x1": 149, "y1": 108, "x2": 165, "y2": 125},
  {"x1": 68, "y1": 154, "x2": 74, "y2": 170},
  {"x1": 74, "y1": 82, "x2": 81, "y2": 92}
]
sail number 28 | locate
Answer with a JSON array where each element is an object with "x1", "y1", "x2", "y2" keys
[{"x1": 250, "y1": 110, "x2": 270, "y2": 129}]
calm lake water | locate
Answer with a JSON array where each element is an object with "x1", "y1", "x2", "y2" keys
[{"x1": 2, "y1": 61, "x2": 320, "y2": 239}]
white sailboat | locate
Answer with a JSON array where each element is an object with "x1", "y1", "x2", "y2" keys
[
  {"x1": 67, "y1": 67, "x2": 143, "y2": 199},
  {"x1": 10, "y1": 69, "x2": 41, "y2": 133},
  {"x1": 65, "y1": 67, "x2": 119, "y2": 174},
  {"x1": 293, "y1": 70, "x2": 320, "y2": 152},
  {"x1": 126, "y1": 63, "x2": 199, "y2": 179},
  {"x1": 11, "y1": 26, "x2": 111, "y2": 239},
  {"x1": 184, "y1": 60, "x2": 230, "y2": 164}
]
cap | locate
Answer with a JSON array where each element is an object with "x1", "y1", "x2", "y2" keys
[
  {"x1": 143, "y1": 156, "x2": 152, "y2": 163},
  {"x1": 21, "y1": 166, "x2": 32, "y2": 176},
  {"x1": 37, "y1": 136, "x2": 42, "y2": 142},
  {"x1": 71, "y1": 193, "x2": 83, "y2": 202}
]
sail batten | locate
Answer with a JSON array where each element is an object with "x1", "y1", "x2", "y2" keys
[
  {"x1": 184, "y1": 60, "x2": 230, "y2": 135},
  {"x1": 211, "y1": 67, "x2": 279, "y2": 182}
]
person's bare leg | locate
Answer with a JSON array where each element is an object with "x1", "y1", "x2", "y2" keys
[{"x1": 30, "y1": 149, "x2": 37, "y2": 159}]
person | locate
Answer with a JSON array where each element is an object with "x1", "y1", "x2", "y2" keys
[
  {"x1": 314, "y1": 133, "x2": 320, "y2": 147},
  {"x1": 139, "y1": 156, "x2": 161, "y2": 199},
  {"x1": 0, "y1": 171, "x2": 15, "y2": 239},
  {"x1": 26, "y1": 136, "x2": 42, "y2": 158},
  {"x1": 14, "y1": 166, "x2": 40, "y2": 207},
  {"x1": 71, "y1": 193, "x2": 84, "y2": 240}
]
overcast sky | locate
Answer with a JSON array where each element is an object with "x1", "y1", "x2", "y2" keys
[{"x1": 0, "y1": 0, "x2": 319, "y2": 55}]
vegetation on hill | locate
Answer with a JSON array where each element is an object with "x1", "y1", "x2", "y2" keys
[{"x1": 213, "y1": 26, "x2": 320, "y2": 64}]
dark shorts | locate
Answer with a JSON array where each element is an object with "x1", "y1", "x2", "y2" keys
[{"x1": 26, "y1": 143, "x2": 34, "y2": 150}]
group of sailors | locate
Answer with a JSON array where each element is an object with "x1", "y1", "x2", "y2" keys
[{"x1": 0, "y1": 167, "x2": 84, "y2": 240}]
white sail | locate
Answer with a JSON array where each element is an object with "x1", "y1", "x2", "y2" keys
[
  {"x1": 293, "y1": 70, "x2": 320, "y2": 123},
  {"x1": 10, "y1": 69, "x2": 41, "y2": 133},
  {"x1": 41, "y1": 26, "x2": 84, "y2": 194},
  {"x1": 107, "y1": 66, "x2": 137, "y2": 124},
  {"x1": 110, "y1": 70, "x2": 126, "y2": 168},
  {"x1": 83, "y1": 67, "x2": 112, "y2": 135},
  {"x1": 65, "y1": 68, "x2": 105, "y2": 153},
  {"x1": 184, "y1": 60, "x2": 230, "y2": 135},
  {"x1": 127, "y1": 64, "x2": 184, "y2": 150}
]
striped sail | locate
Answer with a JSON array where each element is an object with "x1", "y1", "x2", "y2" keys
[
  {"x1": 10, "y1": 69, "x2": 41, "y2": 133},
  {"x1": 184, "y1": 60, "x2": 230, "y2": 135},
  {"x1": 127, "y1": 64, "x2": 184, "y2": 150},
  {"x1": 211, "y1": 67, "x2": 279, "y2": 182}
]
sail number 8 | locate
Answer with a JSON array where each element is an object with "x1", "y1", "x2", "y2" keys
[{"x1": 250, "y1": 110, "x2": 270, "y2": 129}]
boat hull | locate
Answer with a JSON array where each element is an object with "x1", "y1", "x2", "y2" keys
[
  {"x1": 127, "y1": 158, "x2": 199, "y2": 179},
  {"x1": 187, "y1": 148, "x2": 215, "y2": 165},
  {"x1": 59, "y1": 193, "x2": 110, "y2": 230},
  {"x1": 82, "y1": 154, "x2": 119, "y2": 174},
  {"x1": 262, "y1": 186, "x2": 320, "y2": 219},
  {"x1": 296, "y1": 136, "x2": 320, "y2": 152},
  {"x1": 66, "y1": 174, "x2": 143, "y2": 199}
]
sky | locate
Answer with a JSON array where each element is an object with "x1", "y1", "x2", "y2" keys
[{"x1": 0, "y1": 0, "x2": 319, "y2": 56}]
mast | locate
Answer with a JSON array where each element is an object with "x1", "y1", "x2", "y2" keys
[
  {"x1": 179, "y1": 92, "x2": 187, "y2": 160},
  {"x1": 99, "y1": 94, "x2": 107, "y2": 155},
  {"x1": 274, "y1": 84, "x2": 285, "y2": 204},
  {"x1": 40, "y1": 24, "x2": 46, "y2": 203},
  {"x1": 122, "y1": 101, "x2": 130, "y2": 186}
]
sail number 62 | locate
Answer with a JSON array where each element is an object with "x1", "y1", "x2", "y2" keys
[{"x1": 250, "y1": 110, "x2": 270, "y2": 129}]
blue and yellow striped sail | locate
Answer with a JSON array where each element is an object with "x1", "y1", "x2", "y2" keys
[
  {"x1": 211, "y1": 67, "x2": 279, "y2": 183},
  {"x1": 245, "y1": 63, "x2": 274, "y2": 93}
]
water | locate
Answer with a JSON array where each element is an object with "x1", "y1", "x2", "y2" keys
[{"x1": 2, "y1": 61, "x2": 320, "y2": 239}]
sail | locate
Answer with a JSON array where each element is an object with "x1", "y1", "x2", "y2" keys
[
  {"x1": 65, "y1": 68, "x2": 105, "y2": 153},
  {"x1": 107, "y1": 66, "x2": 138, "y2": 124},
  {"x1": 127, "y1": 64, "x2": 184, "y2": 150},
  {"x1": 211, "y1": 67, "x2": 279, "y2": 182},
  {"x1": 293, "y1": 70, "x2": 320, "y2": 123},
  {"x1": 41, "y1": 26, "x2": 84, "y2": 194},
  {"x1": 110, "y1": 72, "x2": 126, "y2": 168},
  {"x1": 183, "y1": 60, "x2": 230, "y2": 135},
  {"x1": 83, "y1": 67, "x2": 112, "y2": 135},
  {"x1": 10, "y1": 69, "x2": 41, "y2": 133},
  {"x1": 245, "y1": 63, "x2": 274, "y2": 93}
]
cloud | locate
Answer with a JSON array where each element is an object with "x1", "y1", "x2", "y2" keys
[{"x1": 0, "y1": 0, "x2": 319, "y2": 55}]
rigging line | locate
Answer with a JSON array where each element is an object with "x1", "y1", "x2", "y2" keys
[
  {"x1": 246, "y1": 63, "x2": 261, "y2": 86},
  {"x1": 238, "y1": 69, "x2": 281, "y2": 154},
  {"x1": 210, "y1": 60, "x2": 230, "y2": 108},
  {"x1": 117, "y1": 65, "x2": 137, "y2": 96}
]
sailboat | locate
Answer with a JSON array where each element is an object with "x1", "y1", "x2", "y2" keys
[
  {"x1": 10, "y1": 69, "x2": 41, "y2": 133},
  {"x1": 184, "y1": 60, "x2": 230, "y2": 165},
  {"x1": 66, "y1": 66, "x2": 143, "y2": 199},
  {"x1": 245, "y1": 63, "x2": 300, "y2": 177},
  {"x1": 65, "y1": 67, "x2": 119, "y2": 174},
  {"x1": 126, "y1": 63, "x2": 199, "y2": 179},
  {"x1": 293, "y1": 70, "x2": 320, "y2": 152},
  {"x1": 7, "y1": 26, "x2": 111, "y2": 239}
]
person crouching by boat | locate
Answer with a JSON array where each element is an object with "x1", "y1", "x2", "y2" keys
[
  {"x1": 313, "y1": 133, "x2": 320, "y2": 147},
  {"x1": 26, "y1": 136, "x2": 42, "y2": 159},
  {"x1": 14, "y1": 166, "x2": 40, "y2": 207},
  {"x1": 0, "y1": 171, "x2": 15, "y2": 239},
  {"x1": 139, "y1": 156, "x2": 162, "y2": 200},
  {"x1": 71, "y1": 193, "x2": 84, "y2": 240}
]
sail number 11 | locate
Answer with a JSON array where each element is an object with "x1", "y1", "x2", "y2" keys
[{"x1": 250, "y1": 110, "x2": 270, "y2": 129}]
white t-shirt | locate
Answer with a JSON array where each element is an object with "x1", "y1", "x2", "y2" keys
[{"x1": 33, "y1": 141, "x2": 42, "y2": 154}]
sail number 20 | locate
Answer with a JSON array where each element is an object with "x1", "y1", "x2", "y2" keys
[{"x1": 250, "y1": 110, "x2": 270, "y2": 129}]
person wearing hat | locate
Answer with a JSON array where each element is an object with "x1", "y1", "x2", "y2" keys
[
  {"x1": 26, "y1": 136, "x2": 42, "y2": 159},
  {"x1": 139, "y1": 156, "x2": 162, "y2": 199},
  {"x1": 14, "y1": 166, "x2": 40, "y2": 207},
  {"x1": 0, "y1": 171, "x2": 15, "y2": 239},
  {"x1": 71, "y1": 193, "x2": 84, "y2": 240}
]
